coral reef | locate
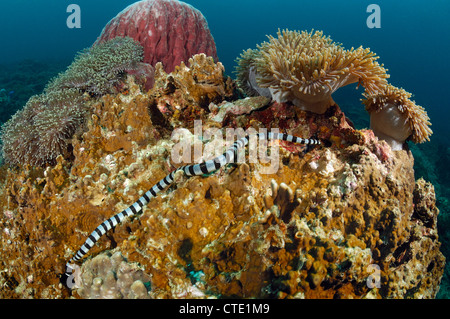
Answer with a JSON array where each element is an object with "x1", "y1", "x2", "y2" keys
[
  {"x1": 64, "y1": 130, "x2": 320, "y2": 278},
  {"x1": 0, "y1": 37, "x2": 144, "y2": 167},
  {"x1": 0, "y1": 55, "x2": 444, "y2": 299},
  {"x1": 235, "y1": 29, "x2": 389, "y2": 114},
  {"x1": 408, "y1": 141, "x2": 450, "y2": 298},
  {"x1": 95, "y1": 0, "x2": 218, "y2": 74}
]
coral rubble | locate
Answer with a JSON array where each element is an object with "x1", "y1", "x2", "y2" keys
[{"x1": 0, "y1": 54, "x2": 444, "y2": 299}]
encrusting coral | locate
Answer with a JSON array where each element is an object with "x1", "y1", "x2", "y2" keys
[
  {"x1": 148, "y1": 53, "x2": 237, "y2": 129},
  {"x1": 362, "y1": 84, "x2": 432, "y2": 150},
  {"x1": 235, "y1": 29, "x2": 389, "y2": 114},
  {"x1": 0, "y1": 53, "x2": 444, "y2": 299}
]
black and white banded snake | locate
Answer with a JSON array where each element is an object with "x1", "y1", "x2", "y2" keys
[{"x1": 62, "y1": 131, "x2": 321, "y2": 288}]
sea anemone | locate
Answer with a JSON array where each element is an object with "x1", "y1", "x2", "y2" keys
[
  {"x1": 0, "y1": 37, "x2": 144, "y2": 167},
  {"x1": 46, "y1": 37, "x2": 144, "y2": 96},
  {"x1": 235, "y1": 29, "x2": 389, "y2": 114},
  {"x1": 1, "y1": 89, "x2": 86, "y2": 166},
  {"x1": 362, "y1": 84, "x2": 432, "y2": 150},
  {"x1": 235, "y1": 49, "x2": 272, "y2": 98}
]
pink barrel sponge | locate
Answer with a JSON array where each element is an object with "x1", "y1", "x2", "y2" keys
[{"x1": 95, "y1": 0, "x2": 218, "y2": 73}]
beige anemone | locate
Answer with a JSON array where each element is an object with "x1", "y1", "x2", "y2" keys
[
  {"x1": 236, "y1": 29, "x2": 389, "y2": 114},
  {"x1": 362, "y1": 84, "x2": 432, "y2": 150}
]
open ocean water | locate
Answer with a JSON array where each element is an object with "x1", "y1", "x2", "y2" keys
[{"x1": 0, "y1": 0, "x2": 449, "y2": 299}]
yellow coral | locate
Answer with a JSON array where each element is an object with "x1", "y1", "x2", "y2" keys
[{"x1": 149, "y1": 53, "x2": 235, "y2": 128}]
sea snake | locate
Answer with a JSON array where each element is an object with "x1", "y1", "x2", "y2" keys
[{"x1": 62, "y1": 132, "x2": 321, "y2": 288}]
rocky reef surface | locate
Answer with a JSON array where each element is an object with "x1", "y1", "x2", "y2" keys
[{"x1": 0, "y1": 55, "x2": 445, "y2": 298}]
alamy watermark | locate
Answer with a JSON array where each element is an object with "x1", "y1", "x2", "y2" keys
[
  {"x1": 366, "y1": 264, "x2": 381, "y2": 289},
  {"x1": 66, "y1": 4, "x2": 380, "y2": 30},
  {"x1": 367, "y1": 4, "x2": 381, "y2": 28},
  {"x1": 66, "y1": 4, "x2": 81, "y2": 29},
  {"x1": 66, "y1": 4, "x2": 380, "y2": 29},
  {"x1": 64, "y1": 263, "x2": 80, "y2": 289}
]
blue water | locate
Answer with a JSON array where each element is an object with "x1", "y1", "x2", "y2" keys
[{"x1": 1, "y1": 0, "x2": 450, "y2": 297}]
